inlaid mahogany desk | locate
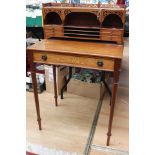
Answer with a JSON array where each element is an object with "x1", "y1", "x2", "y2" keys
[{"x1": 27, "y1": 38, "x2": 123, "y2": 146}]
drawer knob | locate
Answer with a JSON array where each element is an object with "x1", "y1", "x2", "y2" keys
[
  {"x1": 97, "y1": 61, "x2": 104, "y2": 67},
  {"x1": 41, "y1": 55, "x2": 47, "y2": 61}
]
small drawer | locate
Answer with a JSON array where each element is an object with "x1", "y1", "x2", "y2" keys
[
  {"x1": 44, "y1": 32, "x2": 63, "y2": 38},
  {"x1": 44, "y1": 25, "x2": 63, "y2": 32},
  {"x1": 33, "y1": 52, "x2": 114, "y2": 71},
  {"x1": 111, "y1": 36, "x2": 122, "y2": 42},
  {"x1": 44, "y1": 29, "x2": 54, "y2": 33},
  {"x1": 112, "y1": 29, "x2": 123, "y2": 35},
  {"x1": 44, "y1": 31, "x2": 54, "y2": 39},
  {"x1": 101, "y1": 35, "x2": 113, "y2": 41},
  {"x1": 44, "y1": 26, "x2": 64, "y2": 38},
  {"x1": 100, "y1": 34, "x2": 122, "y2": 43},
  {"x1": 53, "y1": 31, "x2": 64, "y2": 37},
  {"x1": 100, "y1": 28, "x2": 123, "y2": 36},
  {"x1": 44, "y1": 30, "x2": 63, "y2": 37},
  {"x1": 44, "y1": 25, "x2": 53, "y2": 31},
  {"x1": 52, "y1": 25, "x2": 63, "y2": 31}
]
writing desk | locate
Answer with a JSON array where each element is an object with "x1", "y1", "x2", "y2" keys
[{"x1": 27, "y1": 38, "x2": 123, "y2": 146}]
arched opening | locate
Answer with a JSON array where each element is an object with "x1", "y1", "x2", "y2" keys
[
  {"x1": 102, "y1": 14, "x2": 123, "y2": 28},
  {"x1": 64, "y1": 12, "x2": 100, "y2": 28},
  {"x1": 44, "y1": 12, "x2": 62, "y2": 25}
]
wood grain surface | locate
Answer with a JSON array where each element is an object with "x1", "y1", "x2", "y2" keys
[
  {"x1": 33, "y1": 52, "x2": 114, "y2": 71},
  {"x1": 27, "y1": 39, "x2": 123, "y2": 59}
]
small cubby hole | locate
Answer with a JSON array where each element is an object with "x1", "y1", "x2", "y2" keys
[
  {"x1": 102, "y1": 14, "x2": 123, "y2": 28},
  {"x1": 44, "y1": 12, "x2": 62, "y2": 25},
  {"x1": 64, "y1": 12, "x2": 100, "y2": 28}
]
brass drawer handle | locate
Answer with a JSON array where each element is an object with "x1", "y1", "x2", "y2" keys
[
  {"x1": 97, "y1": 60, "x2": 104, "y2": 67},
  {"x1": 41, "y1": 55, "x2": 47, "y2": 61}
]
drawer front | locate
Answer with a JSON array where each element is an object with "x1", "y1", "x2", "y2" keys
[
  {"x1": 100, "y1": 28, "x2": 123, "y2": 36},
  {"x1": 44, "y1": 25, "x2": 53, "y2": 38},
  {"x1": 44, "y1": 31, "x2": 54, "y2": 39},
  {"x1": 44, "y1": 25, "x2": 63, "y2": 32},
  {"x1": 52, "y1": 25, "x2": 63, "y2": 32},
  {"x1": 44, "y1": 25, "x2": 63, "y2": 38},
  {"x1": 44, "y1": 32, "x2": 63, "y2": 38},
  {"x1": 100, "y1": 34, "x2": 122, "y2": 43},
  {"x1": 44, "y1": 25, "x2": 53, "y2": 31},
  {"x1": 33, "y1": 52, "x2": 114, "y2": 71},
  {"x1": 53, "y1": 31, "x2": 64, "y2": 37},
  {"x1": 44, "y1": 31, "x2": 63, "y2": 38}
]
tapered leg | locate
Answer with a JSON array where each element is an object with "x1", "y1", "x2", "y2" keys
[
  {"x1": 29, "y1": 53, "x2": 42, "y2": 130},
  {"x1": 101, "y1": 71, "x2": 112, "y2": 105},
  {"x1": 106, "y1": 59, "x2": 121, "y2": 146},
  {"x1": 53, "y1": 65, "x2": 58, "y2": 106},
  {"x1": 61, "y1": 67, "x2": 72, "y2": 99}
]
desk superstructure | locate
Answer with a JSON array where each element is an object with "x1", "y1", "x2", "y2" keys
[
  {"x1": 27, "y1": 3, "x2": 125, "y2": 147},
  {"x1": 42, "y1": 3, "x2": 126, "y2": 44}
]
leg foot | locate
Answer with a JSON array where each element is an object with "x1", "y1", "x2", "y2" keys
[
  {"x1": 37, "y1": 118, "x2": 42, "y2": 130},
  {"x1": 106, "y1": 133, "x2": 111, "y2": 146}
]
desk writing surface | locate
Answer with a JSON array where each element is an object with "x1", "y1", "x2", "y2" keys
[{"x1": 27, "y1": 39, "x2": 123, "y2": 59}]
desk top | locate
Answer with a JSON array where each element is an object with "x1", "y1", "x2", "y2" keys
[{"x1": 27, "y1": 39, "x2": 124, "y2": 59}]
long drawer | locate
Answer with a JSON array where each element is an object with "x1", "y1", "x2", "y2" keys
[{"x1": 33, "y1": 52, "x2": 114, "y2": 71}]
